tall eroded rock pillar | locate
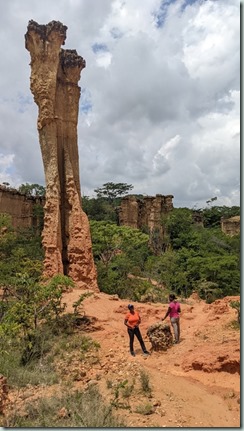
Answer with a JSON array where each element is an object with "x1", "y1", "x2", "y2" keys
[{"x1": 25, "y1": 20, "x2": 98, "y2": 290}]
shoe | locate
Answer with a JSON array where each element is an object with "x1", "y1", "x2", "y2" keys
[
  {"x1": 143, "y1": 351, "x2": 150, "y2": 355},
  {"x1": 131, "y1": 352, "x2": 136, "y2": 356}
]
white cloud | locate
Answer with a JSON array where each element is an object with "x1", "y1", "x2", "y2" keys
[{"x1": 0, "y1": 0, "x2": 240, "y2": 209}]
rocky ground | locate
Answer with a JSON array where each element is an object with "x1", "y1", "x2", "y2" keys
[{"x1": 5, "y1": 290, "x2": 240, "y2": 428}]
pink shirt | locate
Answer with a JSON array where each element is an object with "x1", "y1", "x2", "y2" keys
[{"x1": 169, "y1": 301, "x2": 180, "y2": 318}]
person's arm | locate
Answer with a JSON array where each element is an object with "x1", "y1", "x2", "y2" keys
[
  {"x1": 124, "y1": 318, "x2": 130, "y2": 327},
  {"x1": 133, "y1": 314, "x2": 141, "y2": 329},
  {"x1": 162, "y1": 306, "x2": 171, "y2": 321}
]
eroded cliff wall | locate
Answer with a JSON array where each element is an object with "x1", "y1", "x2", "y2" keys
[
  {"x1": 25, "y1": 20, "x2": 98, "y2": 290},
  {"x1": 119, "y1": 194, "x2": 174, "y2": 232},
  {"x1": 0, "y1": 185, "x2": 43, "y2": 229},
  {"x1": 221, "y1": 216, "x2": 240, "y2": 236}
]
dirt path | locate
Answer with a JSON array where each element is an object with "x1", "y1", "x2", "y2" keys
[{"x1": 61, "y1": 290, "x2": 240, "y2": 428}]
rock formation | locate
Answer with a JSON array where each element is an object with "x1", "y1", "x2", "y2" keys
[
  {"x1": 221, "y1": 216, "x2": 240, "y2": 236},
  {"x1": 0, "y1": 184, "x2": 43, "y2": 229},
  {"x1": 119, "y1": 194, "x2": 173, "y2": 253},
  {"x1": 25, "y1": 20, "x2": 98, "y2": 290},
  {"x1": 119, "y1": 194, "x2": 174, "y2": 231}
]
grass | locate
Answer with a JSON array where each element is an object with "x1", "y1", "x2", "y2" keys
[
  {"x1": 121, "y1": 379, "x2": 135, "y2": 399},
  {"x1": 135, "y1": 402, "x2": 154, "y2": 415},
  {"x1": 139, "y1": 370, "x2": 152, "y2": 396},
  {"x1": 225, "y1": 320, "x2": 240, "y2": 330},
  {"x1": 0, "y1": 348, "x2": 58, "y2": 388},
  {"x1": 0, "y1": 319, "x2": 100, "y2": 389},
  {"x1": 3, "y1": 386, "x2": 126, "y2": 427}
]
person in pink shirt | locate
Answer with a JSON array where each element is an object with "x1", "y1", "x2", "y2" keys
[{"x1": 162, "y1": 294, "x2": 181, "y2": 343}]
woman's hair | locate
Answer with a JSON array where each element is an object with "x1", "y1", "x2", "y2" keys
[{"x1": 169, "y1": 294, "x2": 176, "y2": 301}]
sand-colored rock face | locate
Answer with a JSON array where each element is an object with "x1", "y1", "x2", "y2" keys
[
  {"x1": 119, "y1": 194, "x2": 173, "y2": 231},
  {"x1": 119, "y1": 194, "x2": 174, "y2": 253},
  {"x1": 0, "y1": 185, "x2": 43, "y2": 229},
  {"x1": 221, "y1": 216, "x2": 240, "y2": 236},
  {"x1": 25, "y1": 20, "x2": 98, "y2": 290}
]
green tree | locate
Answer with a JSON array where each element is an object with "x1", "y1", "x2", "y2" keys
[
  {"x1": 90, "y1": 221, "x2": 152, "y2": 297},
  {"x1": 82, "y1": 196, "x2": 117, "y2": 222},
  {"x1": 18, "y1": 183, "x2": 46, "y2": 197},
  {"x1": 94, "y1": 182, "x2": 133, "y2": 202},
  {"x1": 0, "y1": 274, "x2": 74, "y2": 363},
  {"x1": 90, "y1": 220, "x2": 149, "y2": 267},
  {"x1": 165, "y1": 208, "x2": 195, "y2": 249},
  {"x1": 0, "y1": 222, "x2": 43, "y2": 286},
  {"x1": 201, "y1": 205, "x2": 240, "y2": 228}
]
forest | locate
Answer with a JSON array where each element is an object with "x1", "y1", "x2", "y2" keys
[{"x1": 0, "y1": 182, "x2": 240, "y2": 305}]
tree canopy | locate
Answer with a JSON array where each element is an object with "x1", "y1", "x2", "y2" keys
[
  {"x1": 18, "y1": 183, "x2": 46, "y2": 197},
  {"x1": 94, "y1": 182, "x2": 133, "y2": 201}
]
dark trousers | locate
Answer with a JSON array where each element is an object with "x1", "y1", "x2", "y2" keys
[{"x1": 128, "y1": 327, "x2": 147, "y2": 353}]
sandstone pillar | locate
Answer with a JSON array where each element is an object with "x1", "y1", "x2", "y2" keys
[{"x1": 25, "y1": 20, "x2": 98, "y2": 290}]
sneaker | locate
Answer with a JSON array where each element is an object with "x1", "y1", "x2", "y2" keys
[
  {"x1": 131, "y1": 351, "x2": 136, "y2": 356},
  {"x1": 143, "y1": 351, "x2": 150, "y2": 355}
]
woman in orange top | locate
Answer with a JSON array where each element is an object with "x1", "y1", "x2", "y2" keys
[{"x1": 124, "y1": 304, "x2": 150, "y2": 357}]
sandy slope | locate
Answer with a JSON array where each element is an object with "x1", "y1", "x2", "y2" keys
[
  {"x1": 60, "y1": 289, "x2": 240, "y2": 428},
  {"x1": 5, "y1": 289, "x2": 240, "y2": 428}
]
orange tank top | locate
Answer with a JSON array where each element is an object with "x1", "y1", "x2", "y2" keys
[{"x1": 125, "y1": 311, "x2": 140, "y2": 328}]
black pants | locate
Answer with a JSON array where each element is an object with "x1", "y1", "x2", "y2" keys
[{"x1": 128, "y1": 327, "x2": 147, "y2": 353}]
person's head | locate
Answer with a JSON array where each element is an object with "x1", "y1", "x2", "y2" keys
[
  {"x1": 169, "y1": 294, "x2": 176, "y2": 302},
  {"x1": 128, "y1": 304, "x2": 134, "y2": 312}
]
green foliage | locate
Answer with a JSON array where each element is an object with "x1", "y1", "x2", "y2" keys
[
  {"x1": 18, "y1": 183, "x2": 46, "y2": 197},
  {"x1": 0, "y1": 274, "x2": 74, "y2": 363},
  {"x1": 139, "y1": 370, "x2": 152, "y2": 396},
  {"x1": 201, "y1": 205, "x2": 240, "y2": 228},
  {"x1": 3, "y1": 386, "x2": 126, "y2": 427},
  {"x1": 82, "y1": 196, "x2": 118, "y2": 222},
  {"x1": 0, "y1": 224, "x2": 43, "y2": 286},
  {"x1": 0, "y1": 344, "x2": 58, "y2": 388},
  {"x1": 90, "y1": 220, "x2": 155, "y2": 299},
  {"x1": 165, "y1": 208, "x2": 195, "y2": 249},
  {"x1": 94, "y1": 182, "x2": 133, "y2": 201},
  {"x1": 0, "y1": 213, "x2": 13, "y2": 230},
  {"x1": 90, "y1": 220, "x2": 150, "y2": 266},
  {"x1": 135, "y1": 403, "x2": 154, "y2": 415},
  {"x1": 121, "y1": 379, "x2": 135, "y2": 398},
  {"x1": 32, "y1": 203, "x2": 44, "y2": 231},
  {"x1": 72, "y1": 292, "x2": 93, "y2": 315},
  {"x1": 1, "y1": 196, "x2": 240, "y2": 309}
]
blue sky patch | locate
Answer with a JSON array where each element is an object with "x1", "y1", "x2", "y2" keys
[
  {"x1": 92, "y1": 43, "x2": 109, "y2": 54},
  {"x1": 152, "y1": 0, "x2": 177, "y2": 28},
  {"x1": 17, "y1": 93, "x2": 32, "y2": 113},
  {"x1": 79, "y1": 88, "x2": 92, "y2": 114},
  {"x1": 110, "y1": 27, "x2": 123, "y2": 39},
  {"x1": 181, "y1": 0, "x2": 200, "y2": 12}
]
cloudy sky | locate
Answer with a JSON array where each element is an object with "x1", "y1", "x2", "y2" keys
[{"x1": 0, "y1": 0, "x2": 240, "y2": 208}]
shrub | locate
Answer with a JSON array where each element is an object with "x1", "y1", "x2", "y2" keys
[
  {"x1": 139, "y1": 370, "x2": 152, "y2": 396},
  {"x1": 3, "y1": 386, "x2": 126, "y2": 427}
]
